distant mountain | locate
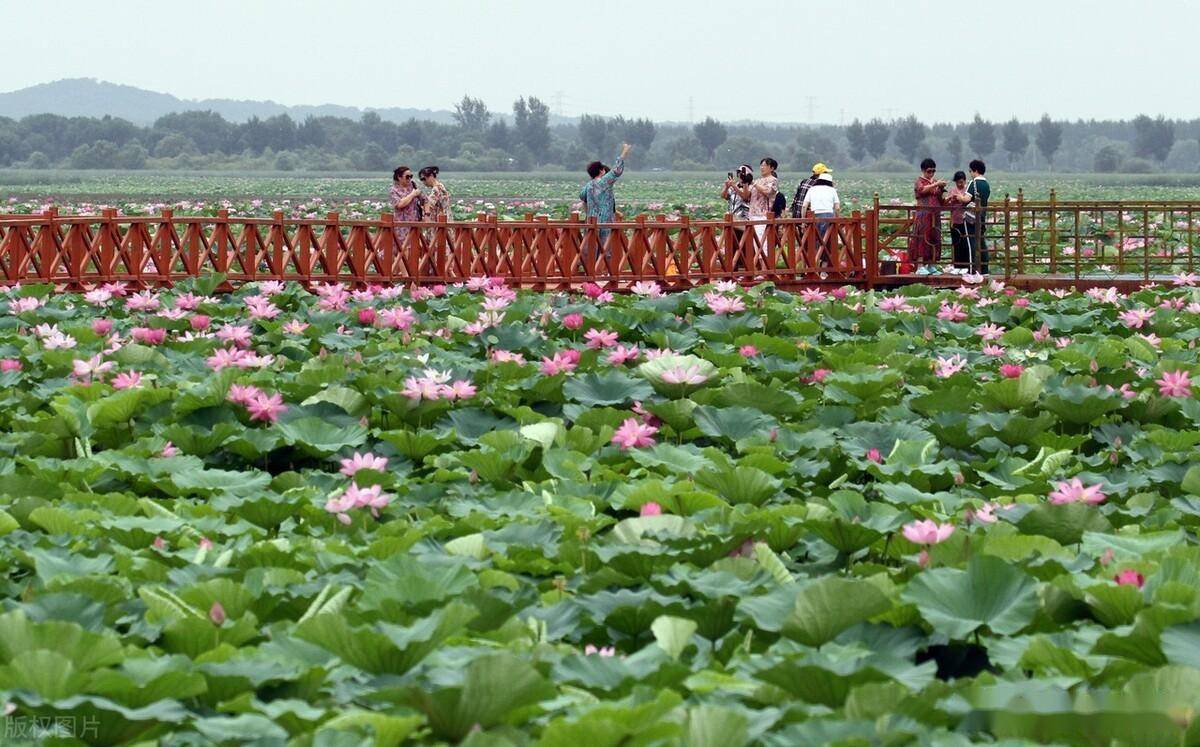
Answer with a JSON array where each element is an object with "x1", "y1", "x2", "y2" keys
[{"x1": 0, "y1": 78, "x2": 463, "y2": 125}]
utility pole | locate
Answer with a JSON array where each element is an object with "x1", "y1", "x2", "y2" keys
[
  {"x1": 687, "y1": 96, "x2": 694, "y2": 123},
  {"x1": 839, "y1": 108, "x2": 845, "y2": 126},
  {"x1": 805, "y1": 96, "x2": 816, "y2": 123}
]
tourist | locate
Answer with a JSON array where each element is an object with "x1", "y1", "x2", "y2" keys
[
  {"x1": 965, "y1": 159, "x2": 990, "y2": 274},
  {"x1": 721, "y1": 164, "x2": 753, "y2": 221},
  {"x1": 579, "y1": 142, "x2": 633, "y2": 264},
  {"x1": 790, "y1": 162, "x2": 829, "y2": 218},
  {"x1": 748, "y1": 157, "x2": 779, "y2": 250},
  {"x1": 418, "y1": 166, "x2": 450, "y2": 248},
  {"x1": 389, "y1": 165, "x2": 423, "y2": 247},
  {"x1": 722, "y1": 164, "x2": 753, "y2": 268},
  {"x1": 800, "y1": 170, "x2": 841, "y2": 260},
  {"x1": 945, "y1": 170, "x2": 973, "y2": 274},
  {"x1": 910, "y1": 158, "x2": 947, "y2": 275}
]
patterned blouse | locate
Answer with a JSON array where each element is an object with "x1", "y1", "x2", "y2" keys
[
  {"x1": 389, "y1": 182, "x2": 421, "y2": 223},
  {"x1": 748, "y1": 175, "x2": 778, "y2": 217},
  {"x1": 579, "y1": 156, "x2": 625, "y2": 223},
  {"x1": 423, "y1": 183, "x2": 451, "y2": 222}
]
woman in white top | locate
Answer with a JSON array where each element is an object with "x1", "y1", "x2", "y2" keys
[{"x1": 800, "y1": 171, "x2": 841, "y2": 251}]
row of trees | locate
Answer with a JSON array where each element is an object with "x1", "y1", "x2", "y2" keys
[{"x1": 0, "y1": 94, "x2": 1196, "y2": 174}]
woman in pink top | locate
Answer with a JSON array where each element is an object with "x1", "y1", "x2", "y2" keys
[
  {"x1": 389, "y1": 165, "x2": 423, "y2": 247},
  {"x1": 909, "y1": 157, "x2": 948, "y2": 275}
]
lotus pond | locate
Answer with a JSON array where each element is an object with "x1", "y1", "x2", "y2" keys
[{"x1": 1, "y1": 275, "x2": 1200, "y2": 745}]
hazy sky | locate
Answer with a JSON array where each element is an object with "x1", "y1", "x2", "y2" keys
[{"x1": 2, "y1": 0, "x2": 1196, "y2": 124}]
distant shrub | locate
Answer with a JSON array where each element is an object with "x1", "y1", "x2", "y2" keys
[
  {"x1": 1119, "y1": 157, "x2": 1155, "y2": 174},
  {"x1": 1093, "y1": 145, "x2": 1122, "y2": 173}
]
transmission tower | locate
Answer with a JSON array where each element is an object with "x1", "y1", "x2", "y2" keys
[
  {"x1": 550, "y1": 90, "x2": 565, "y2": 117},
  {"x1": 687, "y1": 96, "x2": 694, "y2": 123}
]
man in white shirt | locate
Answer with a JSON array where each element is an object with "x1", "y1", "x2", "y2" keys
[{"x1": 800, "y1": 171, "x2": 841, "y2": 259}]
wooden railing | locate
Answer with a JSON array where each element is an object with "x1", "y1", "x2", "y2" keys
[
  {"x1": 1, "y1": 197, "x2": 1196, "y2": 291},
  {"x1": 873, "y1": 191, "x2": 1200, "y2": 281},
  {"x1": 0, "y1": 208, "x2": 870, "y2": 289}
]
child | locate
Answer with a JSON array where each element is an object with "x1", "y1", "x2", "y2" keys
[{"x1": 945, "y1": 171, "x2": 974, "y2": 275}]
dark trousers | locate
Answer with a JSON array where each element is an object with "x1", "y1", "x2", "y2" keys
[
  {"x1": 965, "y1": 221, "x2": 988, "y2": 274},
  {"x1": 951, "y1": 223, "x2": 969, "y2": 268}
]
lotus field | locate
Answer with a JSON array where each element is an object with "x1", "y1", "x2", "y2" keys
[{"x1": 4, "y1": 273, "x2": 1200, "y2": 746}]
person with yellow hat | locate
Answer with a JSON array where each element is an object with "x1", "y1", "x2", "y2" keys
[{"x1": 789, "y1": 162, "x2": 830, "y2": 219}]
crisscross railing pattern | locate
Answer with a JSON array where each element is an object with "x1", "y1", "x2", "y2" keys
[{"x1": 0, "y1": 209, "x2": 869, "y2": 289}]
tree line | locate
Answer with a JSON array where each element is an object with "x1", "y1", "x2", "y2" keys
[{"x1": 0, "y1": 94, "x2": 1195, "y2": 174}]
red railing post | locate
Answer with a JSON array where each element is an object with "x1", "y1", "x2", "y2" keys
[{"x1": 865, "y1": 208, "x2": 878, "y2": 289}]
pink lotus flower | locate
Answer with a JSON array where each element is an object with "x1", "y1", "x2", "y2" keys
[
  {"x1": 1048, "y1": 477, "x2": 1106, "y2": 505},
  {"x1": 282, "y1": 319, "x2": 310, "y2": 335},
  {"x1": 227, "y1": 383, "x2": 264, "y2": 406},
  {"x1": 967, "y1": 503, "x2": 1000, "y2": 524},
  {"x1": 111, "y1": 371, "x2": 143, "y2": 389},
  {"x1": 866, "y1": 448, "x2": 883, "y2": 463},
  {"x1": 540, "y1": 351, "x2": 579, "y2": 376},
  {"x1": 982, "y1": 344, "x2": 1006, "y2": 357},
  {"x1": 209, "y1": 601, "x2": 226, "y2": 626},
  {"x1": 189, "y1": 314, "x2": 211, "y2": 331},
  {"x1": 339, "y1": 452, "x2": 388, "y2": 478},
  {"x1": 810, "y1": 368, "x2": 831, "y2": 383},
  {"x1": 611, "y1": 417, "x2": 658, "y2": 450},
  {"x1": 91, "y1": 318, "x2": 113, "y2": 335},
  {"x1": 1156, "y1": 370, "x2": 1192, "y2": 398},
  {"x1": 631, "y1": 281, "x2": 662, "y2": 297},
  {"x1": 130, "y1": 327, "x2": 166, "y2": 345},
  {"x1": 584, "y1": 644, "x2": 616, "y2": 657},
  {"x1": 902, "y1": 519, "x2": 956, "y2": 545},
  {"x1": 160, "y1": 441, "x2": 179, "y2": 457},
  {"x1": 937, "y1": 302, "x2": 967, "y2": 322},
  {"x1": 640, "y1": 501, "x2": 663, "y2": 516},
  {"x1": 246, "y1": 392, "x2": 287, "y2": 423},
  {"x1": 401, "y1": 375, "x2": 444, "y2": 401},
  {"x1": 660, "y1": 364, "x2": 708, "y2": 386},
  {"x1": 1013, "y1": 297, "x2": 1030, "y2": 308},
  {"x1": 490, "y1": 349, "x2": 526, "y2": 365},
  {"x1": 934, "y1": 354, "x2": 967, "y2": 378},
  {"x1": 584, "y1": 328, "x2": 619, "y2": 349},
  {"x1": 357, "y1": 308, "x2": 377, "y2": 326},
  {"x1": 1000, "y1": 364, "x2": 1024, "y2": 379},
  {"x1": 244, "y1": 296, "x2": 280, "y2": 319},
  {"x1": 72, "y1": 354, "x2": 114, "y2": 383},
  {"x1": 0, "y1": 359, "x2": 21, "y2": 373},
  {"x1": 84, "y1": 289, "x2": 112, "y2": 306},
  {"x1": 125, "y1": 291, "x2": 160, "y2": 312},
  {"x1": 1106, "y1": 383, "x2": 1137, "y2": 400},
  {"x1": 8, "y1": 296, "x2": 43, "y2": 315},
  {"x1": 582, "y1": 282, "x2": 605, "y2": 299},
  {"x1": 173, "y1": 291, "x2": 205, "y2": 310},
  {"x1": 703, "y1": 292, "x2": 746, "y2": 315},
  {"x1": 800, "y1": 288, "x2": 828, "y2": 304},
  {"x1": 739, "y1": 345, "x2": 758, "y2": 357},
  {"x1": 1113, "y1": 569, "x2": 1145, "y2": 588},
  {"x1": 1032, "y1": 323, "x2": 1052, "y2": 342},
  {"x1": 562, "y1": 313, "x2": 584, "y2": 330},
  {"x1": 1119, "y1": 308, "x2": 1154, "y2": 329},
  {"x1": 606, "y1": 344, "x2": 640, "y2": 365},
  {"x1": 975, "y1": 323, "x2": 1005, "y2": 341},
  {"x1": 878, "y1": 296, "x2": 915, "y2": 313},
  {"x1": 1173, "y1": 272, "x2": 1198, "y2": 287},
  {"x1": 378, "y1": 306, "x2": 416, "y2": 329},
  {"x1": 442, "y1": 380, "x2": 477, "y2": 400}
]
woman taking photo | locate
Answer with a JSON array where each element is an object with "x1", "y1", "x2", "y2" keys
[
  {"x1": 389, "y1": 166, "x2": 422, "y2": 246},
  {"x1": 721, "y1": 164, "x2": 754, "y2": 269},
  {"x1": 909, "y1": 158, "x2": 947, "y2": 275}
]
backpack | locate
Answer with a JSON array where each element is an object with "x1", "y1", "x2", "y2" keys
[{"x1": 771, "y1": 191, "x2": 787, "y2": 217}]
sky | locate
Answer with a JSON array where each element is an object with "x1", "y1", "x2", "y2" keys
[{"x1": 2, "y1": 0, "x2": 1196, "y2": 124}]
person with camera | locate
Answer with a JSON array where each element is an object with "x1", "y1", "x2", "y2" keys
[
  {"x1": 909, "y1": 157, "x2": 948, "y2": 276},
  {"x1": 389, "y1": 165, "x2": 423, "y2": 247},
  {"x1": 722, "y1": 164, "x2": 753, "y2": 268},
  {"x1": 579, "y1": 142, "x2": 633, "y2": 265}
]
